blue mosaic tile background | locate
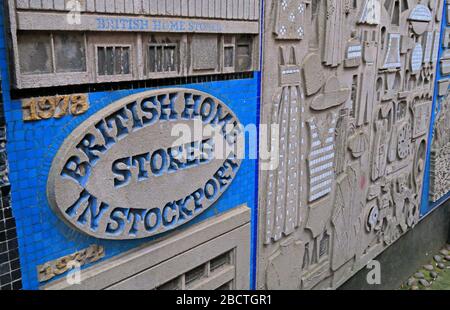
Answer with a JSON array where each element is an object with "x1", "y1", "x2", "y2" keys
[
  {"x1": 0, "y1": 3, "x2": 23, "y2": 290},
  {"x1": 2, "y1": 77, "x2": 260, "y2": 289},
  {"x1": 421, "y1": 0, "x2": 450, "y2": 216}
]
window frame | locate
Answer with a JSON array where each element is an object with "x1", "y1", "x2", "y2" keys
[
  {"x1": 94, "y1": 44, "x2": 133, "y2": 83},
  {"x1": 222, "y1": 36, "x2": 236, "y2": 73},
  {"x1": 53, "y1": 32, "x2": 88, "y2": 74},
  {"x1": 235, "y1": 36, "x2": 253, "y2": 72},
  {"x1": 17, "y1": 32, "x2": 90, "y2": 88},
  {"x1": 147, "y1": 42, "x2": 180, "y2": 76}
]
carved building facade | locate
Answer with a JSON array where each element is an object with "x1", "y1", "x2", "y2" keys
[{"x1": 0, "y1": 0, "x2": 448, "y2": 290}]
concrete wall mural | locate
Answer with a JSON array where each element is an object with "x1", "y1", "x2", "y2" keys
[
  {"x1": 0, "y1": 0, "x2": 449, "y2": 291},
  {"x1": 258, "y1": 0, "x2": 444, "y2": 290}
]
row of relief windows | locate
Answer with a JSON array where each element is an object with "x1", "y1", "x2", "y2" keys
[
  {"x1": 18, "y1": 33, "x2": 87, "y2": 75},
  {"x1": 17, "y1": 32, "x2": 255, "y2": 86}
]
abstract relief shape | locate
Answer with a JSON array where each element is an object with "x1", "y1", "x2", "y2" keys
[
  {"x1": 310, "y1": 76, "x2": 350, "y2": 111},
  {"x1": 357, "y1": 30, "x2": 378, "y2": 126},
  {"x1": 422, "y1": 32, "x2": 434, "y2": 65},
  {"x1": 413, "y1": 139, "x2": 426, "y2": 193},
  {"x1": 411, "y1": 99, "x2": 432, "y2": 139},
  {"x1": 345, "y1": 33, "x2": 363, "y2": 68},
  {"x1": 373, "y1": 181, "x2": 396, "y2": 246},
  {"x1": 331, "y1": 166, "x2": 361, "y2": 271},
  {"x1": 383, "y1": 33, "x2": 401, "y2": 70},
  {"x1": 397, "y1": 122, "x2": 412, "y2": 160},
  {"x1": 408, "y1": 4, "x2": 432, "y2": 35},
  {"x1": 411, "y1": 43, "x2": 423, "y2": 74},
  {"x1": 324, "y1": 0, "x2": 345, "y2": 67},
  {"x1": 440, "y1": 51, "x2": 450, "y2": 75},
  {"x1": 303, "y1": 53, "x2": 325, "y2": 96},
  {"x1": 265, "y1": 238, "x2": 304, "y2": 289},
  {"x1": 301, "y1": 232, "x2": 331, "y2": 289},
  {"x1": 372, "y1": 119, "x2": 389, "y2": 181},
  {"x1": 358, "y1": 0, "x2": 381, "y2": 25},
  {"x1": 307, "y1": 113, "x2": 337, "y2": 202},
  {"x1": 365, "y1": 202, "x2": 380, "y2": 233},
  {"x1": 334, "y1": 109, "x2": 350, "y2": 176},
  {"x1": 392, "y1": 174, "x2": 418, "y2": 232},
  {"x1": 279, "y1": 46, "x2": 302, "y2": 86},
  {"x1": 432, "y1": 31, "x2": 441, "y2": 64},
  {"x1": 265, "y1": 54, "x2": 304, "y2": 243},
  {"x1": 274, "y1": 0, "x2": 306, "y2": 40},
  {"x1": 348, "y1": 131, "x2": 369, "y2": 159}
]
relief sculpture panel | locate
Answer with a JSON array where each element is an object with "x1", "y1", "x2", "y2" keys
[{"x1": 258, "y1": 0, "x2": 441, "y2": 289}]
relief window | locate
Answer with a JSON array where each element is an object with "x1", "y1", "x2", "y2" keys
[
  {"x1": 224, "y1": 46, "x2": 235, "y2": 68},
  {"x1": 54, "y1": 33, "x2": 86, "y2": 73},
  {"x1": 155, "y1": 277, "x2": 182, "y2": 290},
  {"x1": 185, "y1": 263, "x2": 207, "y2": 286},
  {"x1": 236, "y1": 36, "x2": 253, "y2": 72},
  {"x1": 148, "y1": 43, "x2": 178, "y2": 73},
  {"x1": 319, "y1": 231, "x2": 330, "y2": 258},
  {"x1": 210, "y1": 251, "x2": 232, "y2": 272},
  {"x1": 223, "y1": 36, "x2": 235, "y2": 69},
  {"x1": 216, "y1": 281, "x2": 233, "y2": 290},
  {"x1": 192, "y1": 35, "x2": 218, "y2": 71},
  {"x1": 97, "y1": 46, "x2": 131, "y2": 76},
  {"x1": 18, "y1": 33, "x2": 53, "y2": 75},
  {"x1": 396, "y1": 101, "x2": 407, "y2": 121}
]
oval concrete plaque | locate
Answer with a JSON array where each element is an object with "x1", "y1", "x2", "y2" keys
[{"x1": 47, "y1": 88, "x2": 242, "y2": 240}]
